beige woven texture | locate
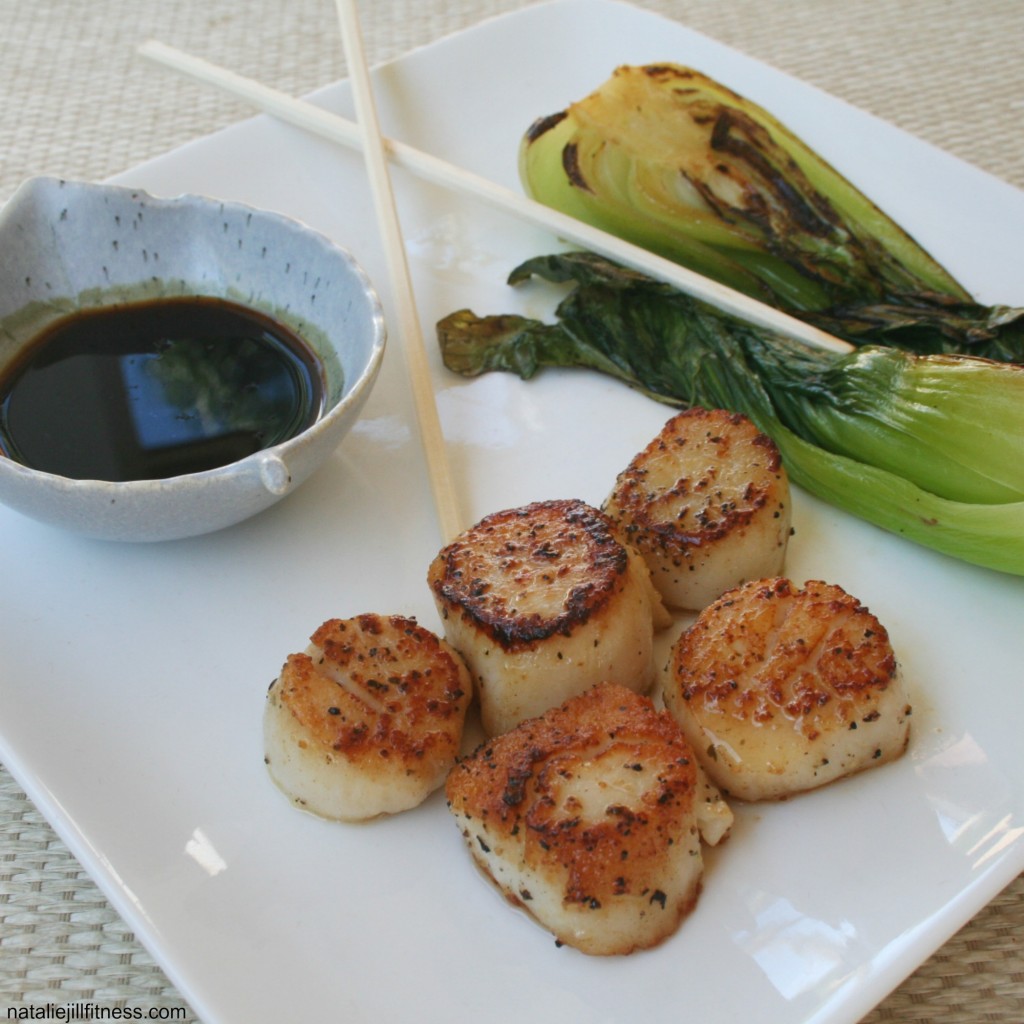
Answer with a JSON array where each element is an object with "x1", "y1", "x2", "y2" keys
[{"x1": 1, "y1": 0, "x2": 1022, "y2": 1021}]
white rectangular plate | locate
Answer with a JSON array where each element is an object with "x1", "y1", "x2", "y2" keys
[{"x1": 3, "y1": 2, "x2": 1024, "y2": 1022}]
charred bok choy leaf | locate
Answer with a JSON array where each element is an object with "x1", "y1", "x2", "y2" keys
[
  {"x1": 520, "y1": 64, "x2": 1024, "y2": 361},
  {"x1": 437, "y1": 252, "x2": 1024, "y2": 576}
]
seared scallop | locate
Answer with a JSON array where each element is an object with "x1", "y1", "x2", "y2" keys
[
  {"x1": 446, "y1": 682, "x2": 705, "y2": 955},
  {"x1": 264, "y1": 613, "x2": 472, "y2": 821},
  {"x1": 603, "y1": 408, "x2": 791, "y2": 610},
  {"x1": 428, "y1": 498, "x2": 670, "y2": 737},
  {"x1": 664, "y1": 577, "x2": 911, "y2": 801}
]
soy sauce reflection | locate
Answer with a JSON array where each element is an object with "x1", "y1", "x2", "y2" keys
[{"x1": 0, "y1": 297, "x2": 326, "y2": 481}]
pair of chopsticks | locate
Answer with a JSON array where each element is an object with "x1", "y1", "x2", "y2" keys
[{"x1": 139, "y1": 1, "x2": 853, "y2": 545}]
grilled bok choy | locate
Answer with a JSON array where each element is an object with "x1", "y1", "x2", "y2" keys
[
  {"x1": 437, "y1": 252, "x2": 1024, "y2": 576},
  {"x1": 520, "y1": 64, "x2": 1024, "y2": 362}
]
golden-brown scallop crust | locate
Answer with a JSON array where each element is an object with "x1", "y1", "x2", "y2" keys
[
  {"x1": 279, "y1": 614, "x2": 471, "y2": 770},
  {"x1": 672, "y1": 578, "x2": 897, "y2": 727},
  {"x1": 446, "y1": 682, "x2": 703, "y2": 954},
  {"x1": 427, "y1": 498, "x2": 631, "y2": 650},
  {"x1": 609, "y1": 409, "x2": 783, "y2": 547},
  {"x1": 264, "y1": 613, "x2": 473, "y2": 820},
  {"x1": 665, "y1": 577, "x2": 911, "y2": 801},
  {"x1": 603, "y1": 407, "x2": 791, "y2": 609}
]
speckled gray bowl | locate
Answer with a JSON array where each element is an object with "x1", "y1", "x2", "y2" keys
[{"x1": 0, "y1": 177, "x2": 386, "y2": 542}]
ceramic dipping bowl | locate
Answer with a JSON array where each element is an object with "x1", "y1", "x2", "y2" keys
[{"x1": 0, "y1": 177, "x2": 386, "y2": 542}]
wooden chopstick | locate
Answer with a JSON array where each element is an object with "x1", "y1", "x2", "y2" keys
[
  {"x1": 138, "y1": 39, "x2": 853, "y2": 358},
  {"x1": 341, "y1": 0, "x2": 462, "y2": 544}
]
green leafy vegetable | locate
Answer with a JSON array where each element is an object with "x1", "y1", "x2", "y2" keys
[
  {"x1": 519, "y1": 64, "x2": 1024, "y2": 361},
  {"x1": 438, "y1": 252, "x2": 1024, "y2": 576}
]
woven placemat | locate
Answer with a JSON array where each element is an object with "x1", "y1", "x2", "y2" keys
[{"x1": 1, "y1": 1, "x2": 1022, "y2": 1021}]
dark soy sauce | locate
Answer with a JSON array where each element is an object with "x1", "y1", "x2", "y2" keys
[{"x1": 0, "y1": 296, "x2": 325, "y2": 481}]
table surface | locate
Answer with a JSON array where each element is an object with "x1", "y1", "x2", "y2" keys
[{"x1": 1, "y1": 1, "x2": 1022, "y2": 1021}]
